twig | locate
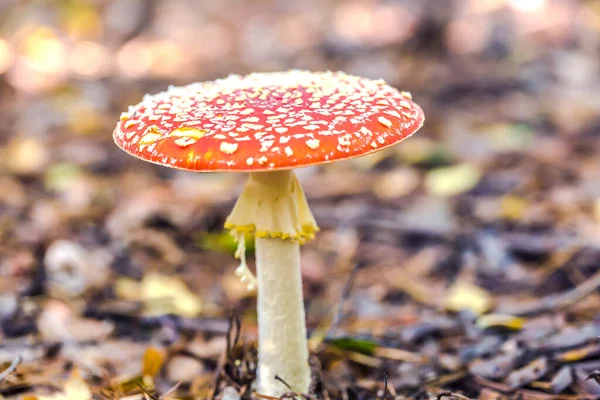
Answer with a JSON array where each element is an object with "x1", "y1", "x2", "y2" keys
[
  {"x1": 253, "y1": 393, "x2": 280, "y2": 399},
  {"x1": 436, "y1": 390, "x2": 452, "y2": 400},
  {"x1": 308, "y1": 264, "x2": 361, "y2": 350},
  {"x1": 0, "y1": 355, "x2": 22, "y2": 382},
  {"x1": 136, "y1": 383, "x2": 159, "y2": 400},
  {"x1": 327, "y1": 263, "x2": 360, "y2": 338},
  {"x1": 585, "y1": 370, "x2": 600, "y2": 384},
  {"x1": 224, "y1": 311, "x2": 241, "y2": 356},
  {"x1": 84, "y1": 308, "x2": 231, "y2": 335},
  {"x1": 160, "y1": 381, "x2": 182, "y2": 399},
  {"x1": 209, "y1": 312, "x2": 241, "y2": 400},
  {"x1": 274, "y1": 375, "x2": 298, "y2": 394},
  {"x1": 436, "y1": 390, "x2": 472, "y2": 400},
  {"x1": 232, "y1": 313, "x2": 242, "y2": 348},
  {"x1": 274, "y1": 375, "x2": 308, "y2": 399},
  {"x1": 497, "y1": 268, "x2": 600, "y2": 316}
]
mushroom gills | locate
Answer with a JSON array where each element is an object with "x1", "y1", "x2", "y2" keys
[{"x1": 225, "y1": 169, "x2": 319, "y2": 242}]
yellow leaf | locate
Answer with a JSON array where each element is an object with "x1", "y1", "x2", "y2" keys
[
  {"x1": 60, "y1": 0, "x2": 102, "y2": 40},
  {"x1": 557, "y1": 344, "x2": 600, "y2": 362},
  {"x1": 445, "y1": 281, "x2": 492, "y2": 315},
  {"x1": 477, "y1": 313, "x2": 525, "y2": 331},
  {"x1": 593, "y1": 198, "x2": 600, "y2": 222},
  {"x1": 114, "y1": 277, "x2": 139, "y2": 300},
  {"x1": 38, "y1": 369, "x2": 91, "y2": 400},
  {"x1": 107, "y1": 375, "x2": 144, "y2": 396},
  {"x1": 142, "y1": 347, "x2": 165, "y2": 377},
  {"x1": 115, "y1": 273, "x2": 202, "y2": 317},
  {"x1": 199, "y1": 230, "x2": 255, "y2": 255},
  {"x1": 500, "y1": 195, "x2": 527, "y2": 221},
  {"x1": 425, "y1": 164, "x2": 481, "y2": 197}
]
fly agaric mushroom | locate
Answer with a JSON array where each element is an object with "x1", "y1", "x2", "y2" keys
[{"x1": 113, "y1": 70, "x2": 424, "y2": 396}]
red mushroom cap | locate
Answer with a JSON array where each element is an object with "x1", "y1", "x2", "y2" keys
[{"x1": 113, "y1": 70, "x2": 424, "y2": 172}]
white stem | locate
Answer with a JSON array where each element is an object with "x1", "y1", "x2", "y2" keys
[
  {"x1": 255, "y1": 236, "x2": 310, "y2": 397},
  {"x1": 225, "y1": 170, "x2": 316, "y2": 396}
]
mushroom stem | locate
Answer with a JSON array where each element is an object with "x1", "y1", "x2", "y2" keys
[
  {"x1": 225, "y1": 169, "x2": 317, "y2": 396},
  {"x1": 255, "y1": 235, "x2": 310, "y2": 396}
]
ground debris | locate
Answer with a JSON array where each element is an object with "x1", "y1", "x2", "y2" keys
[
  {"x1": 505, "y1": 357, "x2": 549, "y2": 389},
  {"x1": 550, "y1": 366, "x2": 573, "y2": 394},
  {"x1": 469, "y1": 351, "x2": 524, "y2": 381},
  {"x1": 1, "y1": 1, "x2": 600, "y2": 399}
]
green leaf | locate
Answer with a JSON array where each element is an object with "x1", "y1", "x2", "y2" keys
[
  {"x1": 198, "y1": 231, "x2": 255, "y2": 255},
  {"x1": 327, "y1": 337, "x2": 378, "y2": 355}
]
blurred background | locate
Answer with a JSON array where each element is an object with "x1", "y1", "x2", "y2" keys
[{"x1": 2, "y1": 0, "x2": 600, "y2": 399}]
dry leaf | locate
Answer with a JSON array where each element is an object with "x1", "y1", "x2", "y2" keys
[
  {"x1": 556, "y1": 344, "x2": 600, "y2": 362},
  {"x1": 37, "y1": 369, "x2": 91, "y2": 400},
  {"x1": 372, "y1": 168, "x2": 420, "y2": 199},
  {"x1": 115, "y1": 273, "x2": 202, "y2": 318},
  {"x1": 477, "y1": 314, "x2": 525, "y2": 331},
  {"x1": 593, "y1": 198, "x2": 600, "y2": 222},
  {"x1": 115, "y1": 272, "x2": 202, "y2": 317},
  {"x1": 425, "y1": 164, "x2": 481, "y2": 197},
  {"x1": 500, "y1": 195, "x2": 528, "y2": 221},
  {"x1": 506, "y1": 357, "x2": 548, "y2": 389},
  {"x1": 142, "y1": 346, "x2": 165, "y2": 377},
  {"x1": 445, "y1": 281, "x2": 492, "y2": 315}
]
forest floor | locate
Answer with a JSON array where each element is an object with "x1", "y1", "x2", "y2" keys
[{"x1": 1, "y1": 1, "x2": 600, "y2": 399}]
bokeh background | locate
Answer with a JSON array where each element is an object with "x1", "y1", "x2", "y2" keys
[{"x1": 2, "y1": 0, "x2": 600, "y2": 399}]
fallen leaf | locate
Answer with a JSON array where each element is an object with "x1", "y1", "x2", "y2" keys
[
  {"x1": 505, "y1": 357, "x2": 548, "y2": 389},
  {"x1": 445, "y1": 281, "x2": 492, "y2": 315},
  {"x1": 478, "y1": 388, "x2": 510, "y2": 400},
  {"x1": 469, "y1": 352, "x2": 523, "y2": 380},
  {"x1": 166, "y1": 355, "x2": 205, "y2": 383},
  {"x1": 3, "y1": 137, "x2": 49, "y2": 176},
  {"x1": 142, "y1": 346, "x2": 165, "y2": 377},
  {"x1": 115, "y1": 272, "x2": 202, "y2": 317},
  {"x1": 556, "y1": 344, "x2": 600, "y2": 363},
  {"x1": 374, "y1": 347, "x2": 426, "y2": 364},
  {"x1": 499, "y1": 195, "x2": 528, "y2": 221},
  {"x1": 199, "y1": 231, "x2": 254, "y2": 255},
  {"x1": 37, "y1": 298, "x2": 114, "y2": 342},
  {"x1": 396, "y1": 137, "x2": 452, "y2": 166},
  {"x1": 37, "y1": 369, "x2": 91, "y2": 400},
  {"x1": 327, "y1": 337, "x2": 378, "y2": 355},
  {"x1": 425, "y1": 164, "x2": 481, "y2": 197},
  {"x1": 372, "y1": 168, "x2": 420, "y2": 199},
  {"x1": 477, "y1": 314, "x2": 525, "y2": 331},
  {"x1": 551, "y1": 366, "x2": 573, "y2": 394},
  {"x1": 586, "y1": 370, "x2": 600, "y2": 384},
  {"x1": 540, "y1": 325, "x2": 600, "y2": 351},
  {"x1": 43, "y1": 162, "x2": 83, "y2": 192},
  {"x1": 593, "y1": 199, "x2": 600, "y2": 222}
]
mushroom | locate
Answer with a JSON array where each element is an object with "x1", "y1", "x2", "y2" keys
[{"x1": 113, "y1": 70, "x2": 424, "y2": 396}]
